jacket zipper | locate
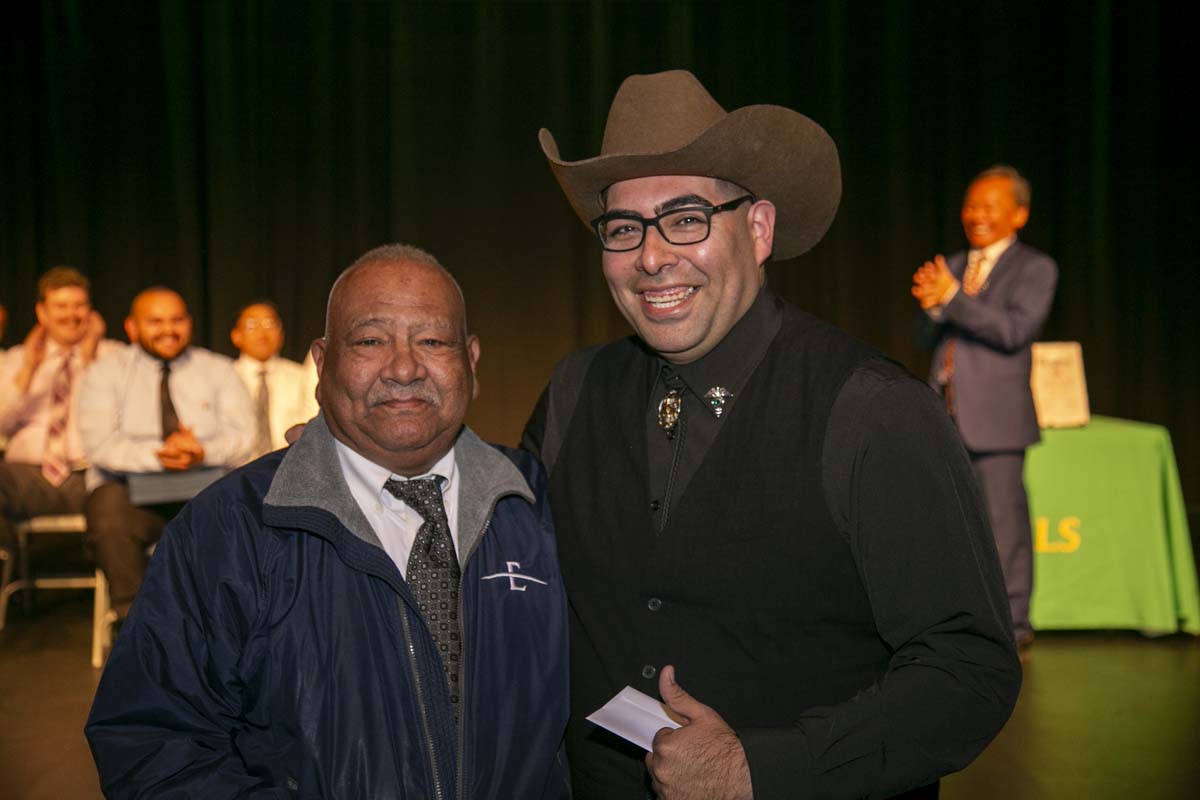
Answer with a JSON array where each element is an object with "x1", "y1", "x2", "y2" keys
[
  {"x1": 400, "y1": 606, "x2": 444, "y2": 800},
  {"x1": 456, "y1": 502, "x2": 500, "y2": 800}
]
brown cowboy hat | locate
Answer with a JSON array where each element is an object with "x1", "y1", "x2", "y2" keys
[{"x1": 539, "y1": 70, "x2": 841, "y2": 260}]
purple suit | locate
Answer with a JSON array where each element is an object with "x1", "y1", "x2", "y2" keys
[{"x1": 921, "y1": 239, "x2": 1058, "y2": 638}]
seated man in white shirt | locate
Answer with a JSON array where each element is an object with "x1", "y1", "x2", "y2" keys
[
  {"x1": 1, "y1": 267, "x2": 121, "y2": 554},
  {"x1": 230, "y1": 300, "x2": 319, "y2": 459},
  {"x1": 78, "y1": 287, "x2": 256, "y2": 622}
]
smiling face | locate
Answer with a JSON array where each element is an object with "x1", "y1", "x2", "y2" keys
[
  {"x1": 312, "y1": 258, "x2": 480, "y2": 476},
  {"x1": 961, "y1": 175, "x2": 1029, "y2": 249},
  {"x1": 124, "y1": 289, "x2": 192, "y2": 361},
  {"x1": 36, "y1": 286, "x2": 92, "y2": 348},
  {"x1": 600, "y1": 175, "x2": 775, "y2": 364},
  {"x1": 231, "y1": 303, "x2": 285, "y2": 363}
]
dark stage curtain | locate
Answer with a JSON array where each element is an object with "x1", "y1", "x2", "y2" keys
[{"x1": 3, "y1": 1, "x2": 1196, "y2": 513}]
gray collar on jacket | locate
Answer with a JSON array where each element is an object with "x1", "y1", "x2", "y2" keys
[{"x1": 263, "y1": 412, "x2": 534, "y2": 566}]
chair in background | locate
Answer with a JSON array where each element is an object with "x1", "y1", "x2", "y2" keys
[{"x1": 0, "y1": 513, "x2": 115, "y2": 667}]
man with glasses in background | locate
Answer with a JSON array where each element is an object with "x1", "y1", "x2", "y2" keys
[
  {"x1": 523, "y1": 71, "x2": 1021, "y2": 800},
  {"x1": 230, "y1": 300, "x2": 319, "y2": 459}
]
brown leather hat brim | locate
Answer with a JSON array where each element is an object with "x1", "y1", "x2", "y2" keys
[{"x1": 540, "y1": 104, "x2": 840, "y2": 260}]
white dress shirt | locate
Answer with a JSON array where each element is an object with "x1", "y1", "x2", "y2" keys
[
  {"x1": 77, "y1": 345, "x2": 257, "y2": 487},
  {"x1": 334, "y1": 439, "x2": 460, "y2": 579},
  {"x1": 0, "y1": 338, "x2": 123, "y2": 466},
  {"x1": 233, "y1": 354, "x2": 319, "y2": 451}
]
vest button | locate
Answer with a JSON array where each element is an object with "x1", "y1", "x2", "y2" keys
[
  {"x1": 647, "y1": 597, "x2": 663, "y2": 611},
  {"x1": 650, "y1": 499, "x2": 661, "y2": 512},
  {"x1": 641, "y1": 664, "x2": 656, "y2": 679}
]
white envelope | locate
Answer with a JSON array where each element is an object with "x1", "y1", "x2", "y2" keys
[{"x1": 586, "y1": 686, "x2": 682, "y2": 752}]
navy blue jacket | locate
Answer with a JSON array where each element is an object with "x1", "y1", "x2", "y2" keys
[{"x1": 86, "y1": 415, "x2": 570, "y2": 799}]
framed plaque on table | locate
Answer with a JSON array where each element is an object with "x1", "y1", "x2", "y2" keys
[{"x1": 1031, "y1": 341, "x2": 1090, "y2": 429}]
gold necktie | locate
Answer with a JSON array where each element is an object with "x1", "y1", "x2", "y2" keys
[
  {"x1": 941, "y1": 253, "x2": 988, "y2": 415},
  {"x1": 962, "y1": 252, "x2": 987, "y2": 296}
]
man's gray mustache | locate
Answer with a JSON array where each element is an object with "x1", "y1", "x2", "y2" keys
[{"x1": 367, "y1": 383, "x2": 440, "y2": 407}]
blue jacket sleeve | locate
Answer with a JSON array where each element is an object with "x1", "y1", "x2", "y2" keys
[{"x1": 84, "y1": 498, "x2": 287, "y2": 799}]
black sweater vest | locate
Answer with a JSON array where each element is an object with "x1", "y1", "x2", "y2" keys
[{"x1": 552, "y1": 304, "x2": 890, "y2": 792}]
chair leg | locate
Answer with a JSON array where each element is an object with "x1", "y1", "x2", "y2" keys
[
  {"x1": 16, "y1": 526, "x2": 33, "y2": 612},
  {"x1": 0, "y1": 549, "x2": 14, "y2": 632},
  {"x1": 92, "y1": 568, "x2": 111, "y2": 668}
]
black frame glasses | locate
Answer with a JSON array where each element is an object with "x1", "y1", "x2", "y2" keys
[{"x1": 590, "y1": 194, "x2": 755, "y2": 252}]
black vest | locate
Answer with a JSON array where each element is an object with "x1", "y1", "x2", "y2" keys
[{"x1": 552, "y1": 304, "x2": 890, "y2": 796}]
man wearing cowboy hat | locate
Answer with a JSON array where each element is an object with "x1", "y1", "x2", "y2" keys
[{"x1": 523, "y1": 71, "x2": 1021, "y2": 800}]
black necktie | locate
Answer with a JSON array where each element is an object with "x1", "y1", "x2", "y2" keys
[
  {"x1": 383, "y1": 476, "x2": 462, "y2": 707},
  {"x1": 160, "y1": 360, "x2": 180, "y2": 437}
]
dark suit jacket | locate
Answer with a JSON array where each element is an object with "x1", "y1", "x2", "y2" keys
[{"x1": 918, "y1": 239, "x2": 1058, "y2": 453}]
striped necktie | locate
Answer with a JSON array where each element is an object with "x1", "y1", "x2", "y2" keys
[{"x1": 41, "y1": 350, "x2": 74, "y2": 486}]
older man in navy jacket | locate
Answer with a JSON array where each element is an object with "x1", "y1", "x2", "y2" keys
[
  {"x1": 913, "y1": 165, "x2": 1059, "y2": 651},
  {"x1": 86, "y1": 244, "x2": 570, "y2": 799}
]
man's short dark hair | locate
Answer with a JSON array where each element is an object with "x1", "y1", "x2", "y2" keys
[
  {"x1": 971, "y1": 165, "x2": 1031, "y2": 209},
  {"x1": 37, "y1": 266, "x2": 91, "y2": 303},
  {"x1": 598, "y1": 177, "x2": 750, "y2": 211}
]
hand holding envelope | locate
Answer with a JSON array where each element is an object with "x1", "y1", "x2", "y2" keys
[
  {"x1": 586, "y1": 685, "x2": 683, "y2": 751},
  {"x1": 587, "y1": 665, "x2": 753, "y2": 800}
]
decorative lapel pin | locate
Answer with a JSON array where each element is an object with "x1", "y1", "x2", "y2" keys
[
  {"x1": 657, "y1": 389, "x2": 683, "y2": 439},
  {"x1": 703, "y1": 386, "x2": 733, "y2": 418}
]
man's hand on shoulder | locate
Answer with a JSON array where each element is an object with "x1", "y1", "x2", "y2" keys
[
  {"x1": 14, "y1": 323, "x2": 48, "y2": 392},
  {"x1": 284, "y1": 422, "x2": 307, "y2": 445},
  {"x1": 645, "y1": 665, "x2": 753, "y2": 800},
  {"x1": 80, "y1": 310, "x2": 107, "y2": 364}
]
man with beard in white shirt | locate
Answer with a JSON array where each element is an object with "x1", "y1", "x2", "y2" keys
[{"x1": 78, "y1": 287, "x2": 256, "y2": 623}]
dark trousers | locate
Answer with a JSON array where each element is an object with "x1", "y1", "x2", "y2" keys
[
  {"x1": 970, "y1": 451, "x2": 1032, "y2": 639},
  {"x1": 0, "y1": 463, "x2": 88, "y2": 550},
  {"x1": 83, "y1": 482, "x2": 182, "y2": 620}
]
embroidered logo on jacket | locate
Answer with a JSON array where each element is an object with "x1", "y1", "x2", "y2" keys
[{"x1": 481, "y1": 561, "x2": 548, "y2": 592}]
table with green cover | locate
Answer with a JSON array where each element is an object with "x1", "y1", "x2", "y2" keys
[{"x1": 1025, "y1": 415, "x2": 1200, "y2": 634}]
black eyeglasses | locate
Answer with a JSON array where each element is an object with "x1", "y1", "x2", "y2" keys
[{"x1": 591, "y1": 194, "x2": 755, "y2": 252}]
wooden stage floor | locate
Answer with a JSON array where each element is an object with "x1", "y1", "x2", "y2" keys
[{"x1": 2, "y1": 591, "x2": 1197, "y2": 799}]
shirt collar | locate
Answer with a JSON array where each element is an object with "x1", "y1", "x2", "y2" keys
[
  {"x1": 236, "y1": 353, "x2": 277, "y2": 373},
  {"x1": 334, "y1": 437, "x2": 457, "y2": 502},
  {"x1": 133, "y1": 344, "x2": 193, "y2": 369},
  {"x1": 659, "y1": 288, "x2": 781, "y2": 417},
  {"x1": 970, "y1": 234, "x2": 1017, "y2": 265},
  {"x1": 45, "y1": 338, "x2": 77, "y2": 360}
]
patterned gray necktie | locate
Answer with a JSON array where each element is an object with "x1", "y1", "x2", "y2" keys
[{"x1": 383, "y1": 476, "x2": 462, "y2": 707}]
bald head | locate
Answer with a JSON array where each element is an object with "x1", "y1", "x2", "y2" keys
[
  {"x1": 324, "y1": 244, "x2": 467, "y2": 340},
  {"x1": 124, "y1": 287, "x2": 192, "y2": 361}
]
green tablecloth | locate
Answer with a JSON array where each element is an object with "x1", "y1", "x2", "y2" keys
[{"x1": 1025, "y1": 416, "x2": 1200, "y2": 634}]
